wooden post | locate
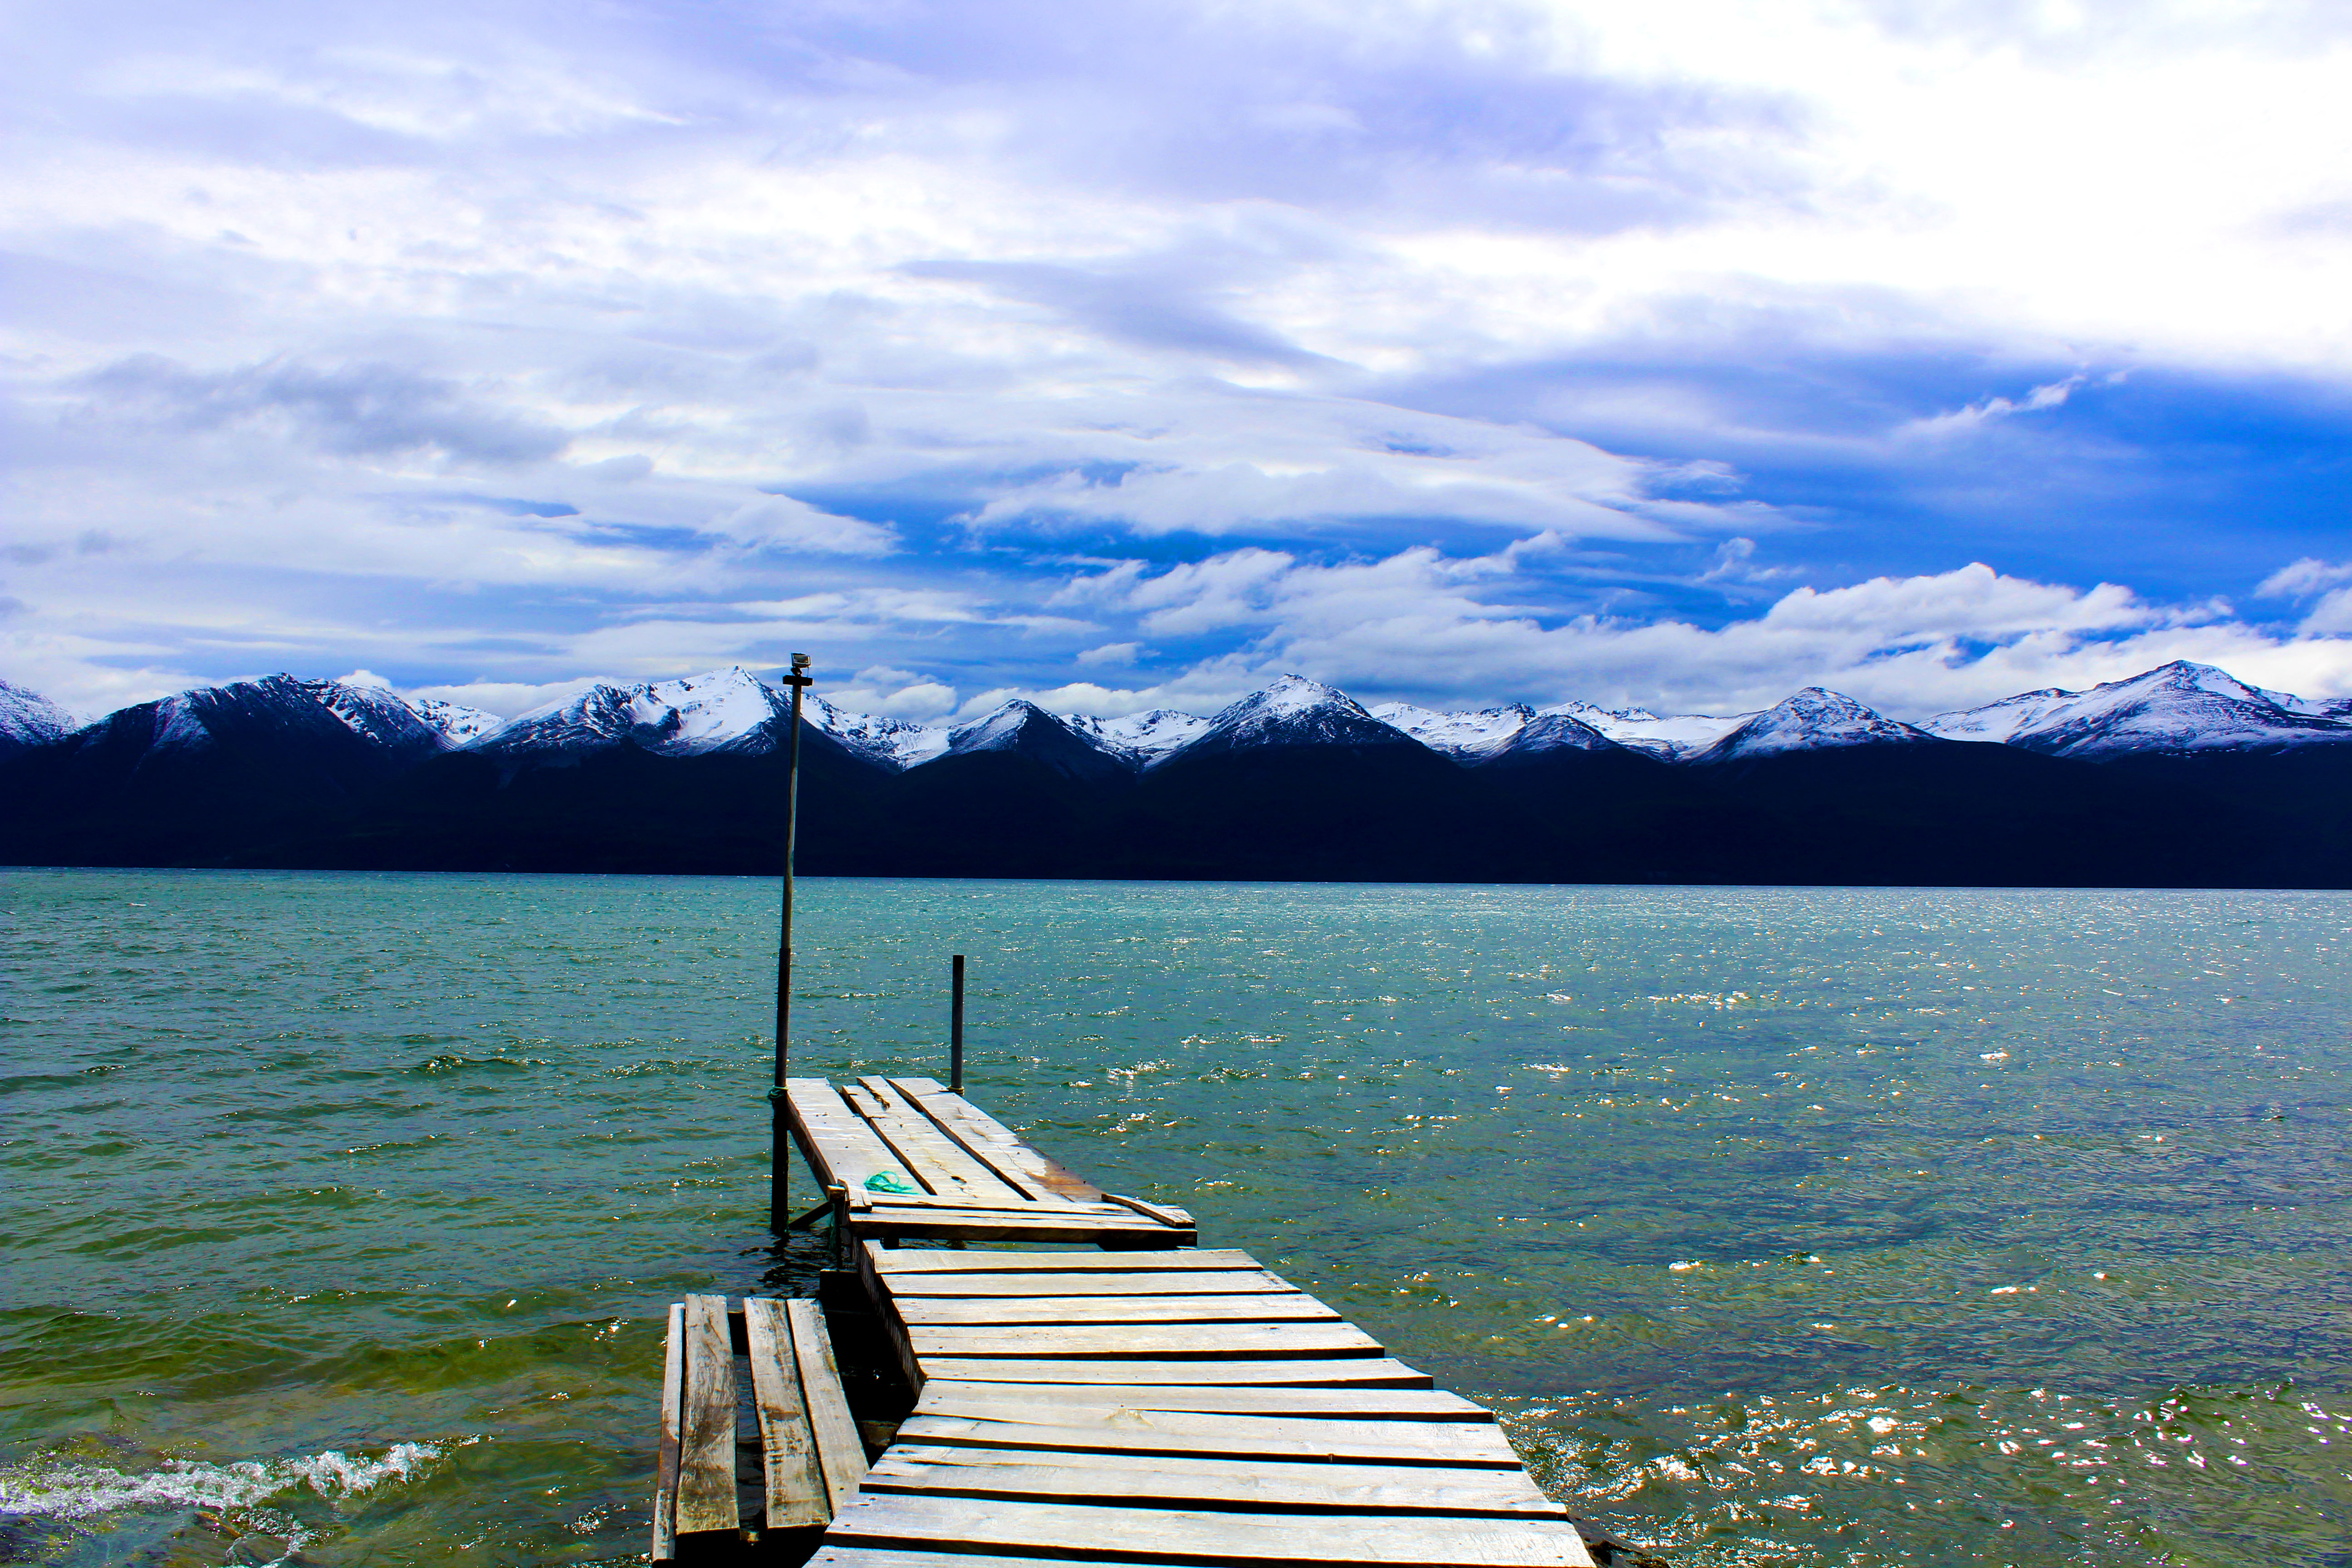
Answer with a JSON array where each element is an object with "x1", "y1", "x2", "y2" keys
[
  {"x1": 950, "y1": 953, "x2": 965, "y2": 1093},
  {"x1": 771, "y1": 652, "x2": 813, "y2": 1234}
]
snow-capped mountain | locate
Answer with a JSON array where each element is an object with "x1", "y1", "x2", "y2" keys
[
  {"x1": 938, "y1": 700, "x2": 1132, "y2": 780},
  {"x1": 15, "y1": 657, "x2": 2352, "y2": 886},
  {"x1": 0, "y1": 680, "x2": 76, "y2": 757},
  {"x1": 475, "y1": 667, "x2": 789, "y2": 759},
  {"x1": 107, "y1": 675, "x2": 495, "y2": 764},
  {"x1": 1063, "y1": 709, "x2": 1213, "y2": 765},
  {"x1": 1369, "y1": 701, "x2": 1533, "y2": 758},
  {"x1": 1471, "y1": 709, "x2": 1626, "y2": 762},
  {"x1": 15, "y1": 659, "x2": 2352, "y2": 792},
  {"x1": 1922, "y1": 661, "x2": 2352, "y2": 757},
  {"x1": 1175, "y1": 675, "x2": 1419, "y2": 761},
  {"x1": 1545, "y1": 701, "x2": 1756, "y2": 760},
  {"x1": 406, "y1": 696, "x2": 503, "y2": 746},
  {"x1": 806, "y1": 696, "x2": 950, "y2": 769},
  {"x1": 1695, "y1": 688, "x2": 1936, "y2": 762},
  {"x1": 316, "y1": 681, "x2": 499, "y2": 751}
]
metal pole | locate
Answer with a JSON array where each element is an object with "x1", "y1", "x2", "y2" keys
[
  {"x1": 771, "y1": 652, "x2": 812, "y2": 1234},
  {"x1": 950, "y1": 953, "x2": 965, "y2": 1093}
]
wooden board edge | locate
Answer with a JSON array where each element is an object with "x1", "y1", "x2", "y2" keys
[
  {"x1": 788, "y1": 1297, "x2": 872, "y2": 1516},
  {"x1": 652, "y1": 1301, "x2": 683, "y2": 1565},
  {"x1": 859, "y1": 1240, "x2": 929, "y2": 1397},
  {"x1": 869, "y1": 1247, "x2": 1259, "y2": 1274}
]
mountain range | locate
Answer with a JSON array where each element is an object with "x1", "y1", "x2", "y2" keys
[{"x1": 6, "y1": 660, "x2": 2352, "y2": 885}]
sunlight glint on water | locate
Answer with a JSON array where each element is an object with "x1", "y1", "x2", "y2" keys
[{"x1": 3, "y1": 870, "x2": 2348, "y2": 1566}]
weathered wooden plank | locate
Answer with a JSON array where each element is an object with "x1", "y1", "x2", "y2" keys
[
  {"x1": 895, "y1": 1411, "x2": 1524, "y2": 1468},
  {"x1": 809, "y1": 1551, "x2": 1166, "y2": 1568},
  {"x1": 788, "y1": 1078, "x2": 924, "y2": 1194},
  {"x1": 894, "y1": 1293, "x2": 1339, "y2": 1327},
  {"x1": 856, "y1": 1191, "x2": 1107, "y2": 1216},
  {"x1": 1101, "y1": 1191, "x2": 1198, "y2": 1228},
  {"x1": 824, "y1": 1493, "x2": 1599, "y2": 1566},
  {"x1": 848, "y1": 1078, "x2": 1032, "y2": 1205},
  {"x1": 913, "y1": 1356, "x2": 1434, "y2": 1387},
  {"x1": 852, "y1": 1211, "x2": 1183, "y2": 1233},
  {"x1": 885, "y1": 1268, "x2": 1296, "y2": 1299},
  {"x1": 789, "y1": 1298, "x2": 871, "y2": 1516},
  {"x1": 675, "y1": 1294, "x2": 740, "y2": 1538},
  {"x1": 870, "y1": 1245, "x2": 1258, "y2": 1275},
  {"x1": 652, "y1": 1302, "x2": 683, "y2": 1563},
  {"x1": 905, "y1": 1320, "x2": 1383, "y2": 1360},
  {"x1": 742, "y1": 1297, "x2": 828, "y2": 1531},
  {"x1": 889, "y1": 1077, "x2": 1106, "y2": 1201},
  {"x1": 866, "y1": 1445, "x2": 1562, "y2": 1516},
  {"x1": 851, "y1": 1210, "x2": 1197, "y2": 1246},
  {"x1": 915, "y1": 1381, "x2": 1491, "y2": 1423}
]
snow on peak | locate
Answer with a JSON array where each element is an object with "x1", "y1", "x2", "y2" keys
[
  {"x1": 947, "y1": 699, "x2": 1052, "y2": 754},
  {"x1": 1544, "y1": 700, "x2": 1753, "y2": 760},
  {"x1": 1473, "y1": 709, "x2": 1623, "y2": 761},
  {"x1": 631, "y1": 667, "x2": 787, "y2": 754},
  {"x1": 806, "y1": 696, "x2": 950, "y2": 769},
  {"x1": 1922, "y1": 659, "x2": 2352, "y2": 757},
  {"x1": 480, "y1": 666, "x2": 789, "y2": 757},
  {"x1": 940, "y1": 699, "x2": 1132, "y2": 779},
  {"x1": 1698, "y1": 688, "x2": 1932, "y2": 761},
  {"x1": 312, "y1": 679, "x2": 500, "y2": 752},
  {"x1": 1368, "y1": 701, "x2": 1532, "y2": 758},
  {"x1": 1188, "y1": 675, "x2": 1411, "y2": 755},
  {"x1": 406, "y1": 696, "x2": 502, "y2": 745},
  {"x1": 1062, "y1": 709, "x2": 1212, "y2": 764},
  {"x1": 1250, "y1": 673, "x2": 1353, "y2": 718},
  {"x1": 0, "y1": 679, "x2": 77, "y2": 751}
]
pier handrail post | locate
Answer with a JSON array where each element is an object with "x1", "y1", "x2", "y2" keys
[
  {"x1": 771, "y1": 652, "x2": 813, "y2": 1234},
  {"x1": 950, "y1": 953, "x2": 965, "y2": 1093}
]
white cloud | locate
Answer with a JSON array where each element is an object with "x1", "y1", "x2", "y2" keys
[
  {"x1": 1030, "y1": 546, "x2": 2352, "y2": 716},
  {"x1": 2259, "y1": 557, "x2": 2352, "y2": 598},
  {"x1": 1897, "y1": 375, "x2": 2089, "y2": 438},
  {"x1": 717, "y1": 495, "x2": 898, "y2": 556}
]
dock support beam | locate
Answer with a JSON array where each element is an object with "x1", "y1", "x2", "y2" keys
[{"x1": 950, "y1": 953, "x2": 965, "y2": 1093}]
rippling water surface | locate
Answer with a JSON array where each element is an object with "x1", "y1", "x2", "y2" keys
[{"x1": 4, "y1": 870, "x2": 2349, "y2": 1566}]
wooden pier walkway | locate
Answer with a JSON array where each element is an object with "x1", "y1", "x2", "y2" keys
[
  {"x1": 785, "y1": 1076, "x2": 1197, "y2": 1249},
  {"x1": 659, "y1": 1078, "x2": 1605, "y2": 1568}
]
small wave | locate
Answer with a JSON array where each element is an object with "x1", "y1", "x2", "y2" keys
[
  {"x1": 411, "y1": 1054, "x2": 548, "y2": 1074},
  {"x1": 0, "y1": 1439, "x2": 463, "y2": 1524},
  {"x1": 603, "y1": 1058, "x2": 704, "y2": 1078}
]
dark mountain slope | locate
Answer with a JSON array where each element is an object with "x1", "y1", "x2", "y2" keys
[
  {"x1": 855, "y1": 748, "x2": 1134, "y2": 877},
  {"x1": 0, "y1": 676, "x2": 420, "y2": 866},
  {"x1": 1099, "y1": 740, "x2": 1557, "y2": 882},
  {"x1": 1681, "y1": 741, "x2": 2266, "y2": 887},
  {"x1": 269, "y1": 724, "x2": 894, "y2": 874},
  {"x1": 1470, "y1": 743, "x2": 1715, "y2": 882}
]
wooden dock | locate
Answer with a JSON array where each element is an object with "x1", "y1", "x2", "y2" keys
[
  {"x1": 784, "y1": 1076, "x2": 1198, "y2": 1249},
  {"x1": 657, "y1": 1077, "x2": 1612, "y2": 1568}
]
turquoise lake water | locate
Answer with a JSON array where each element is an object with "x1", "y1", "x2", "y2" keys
[{"x1": 3, "y1": 869, "x2": 2348, "y2": 1566}]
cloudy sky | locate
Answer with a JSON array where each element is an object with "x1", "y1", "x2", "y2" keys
[{"x1": 8, "y1": 0, "x2": 2352, "y2": 724}]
